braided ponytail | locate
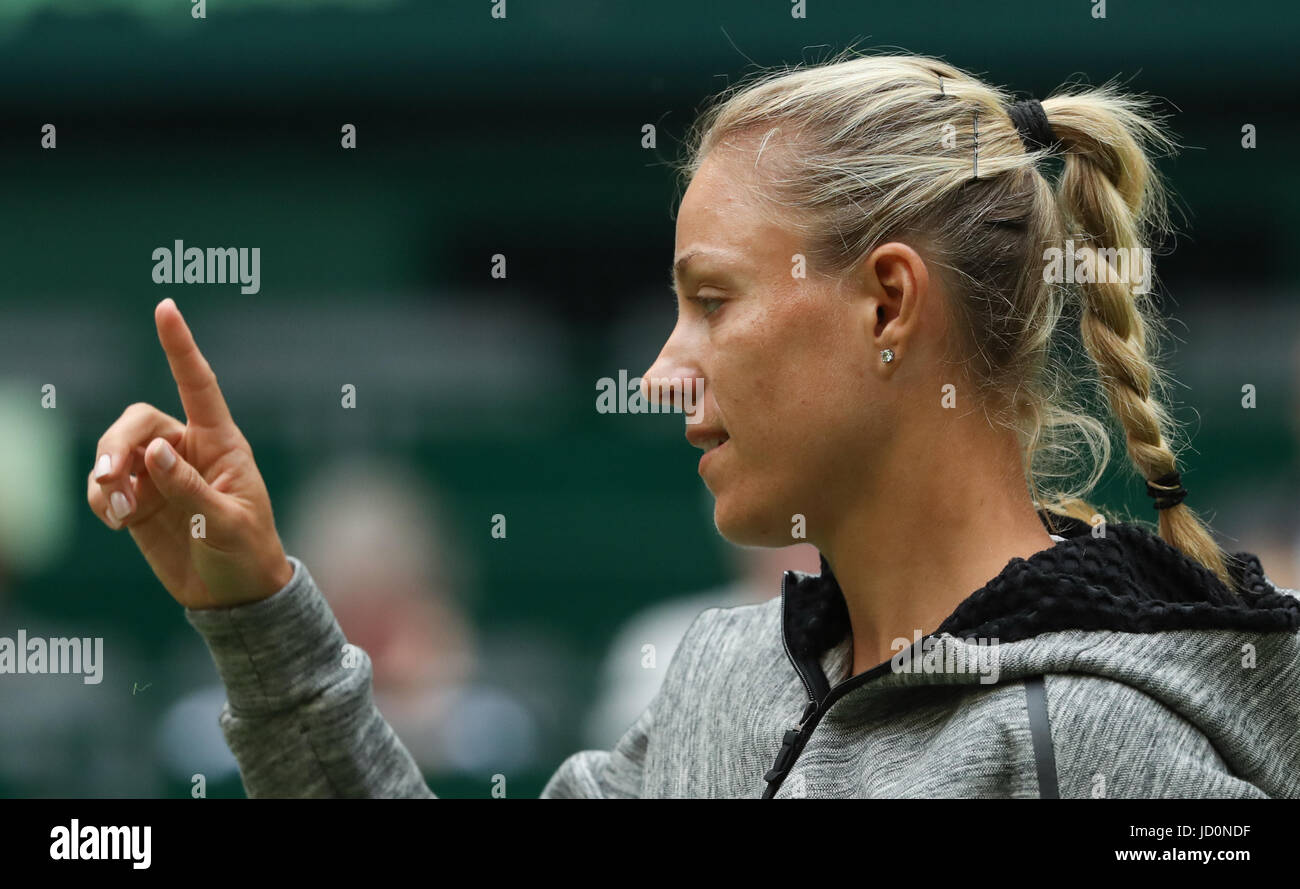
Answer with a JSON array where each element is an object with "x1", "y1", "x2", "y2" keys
[{"x1": 1041, "y1": 84, "x2": 1242, "y2": 591}]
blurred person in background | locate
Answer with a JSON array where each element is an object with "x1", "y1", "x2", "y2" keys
[
  {"x1": 280, "y1": 456, "x2": 541, "y2": 774},
  {"x1": 155, "y1": 455, "x2": 544, "y2": 786}
]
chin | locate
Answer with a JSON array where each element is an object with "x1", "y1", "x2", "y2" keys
[{"x1": 711, "y1": 492, "x2": 796, "y2": 548}]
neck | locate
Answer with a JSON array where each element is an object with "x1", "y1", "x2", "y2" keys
[{"x1": 819, "y1": 425, "x2": 1057, "y2": 678}]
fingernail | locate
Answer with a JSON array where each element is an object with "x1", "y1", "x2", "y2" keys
[
  {"x1": 93, "y1": 453, "x2": 112, "y2": 480},
  {"x1": 105, "y1": 506, "x2": 121, "y2": 529},
  {"x1": 110, "y1": 490, "x2": 133, "y2": 522},
  {"x1": 150, "y1": 438, "x2": 175, "y2": 471}
]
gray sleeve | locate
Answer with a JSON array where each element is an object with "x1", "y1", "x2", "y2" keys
[{"x1": 184, "y1": 555, "x2": 436, "y2": 798}]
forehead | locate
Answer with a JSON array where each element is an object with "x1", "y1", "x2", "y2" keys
[
  {"x1": 677, "y1": 149, "x2": 758, "y2": 230},
  {"x1": 674, "y1": 148, "x2": 795, "y2": 270}
]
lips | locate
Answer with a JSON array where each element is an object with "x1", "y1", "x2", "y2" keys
[
  {"x1": 699, "y1": 434, "x2": 729, "y2": 452},
  {"x1": 686, "y1": 428, "x2": 730, "y2": 452}
]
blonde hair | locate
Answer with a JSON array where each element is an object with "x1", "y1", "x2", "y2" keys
[{"x1": 673, "y1": 48, "x2": 1243, "y2": 591}]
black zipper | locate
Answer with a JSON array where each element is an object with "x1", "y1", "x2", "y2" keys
[{"x1": 761, "y1": 571, "x2": 940, "y2": 798}]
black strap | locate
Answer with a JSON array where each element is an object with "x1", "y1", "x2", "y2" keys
[{"x1": 1024, "y1": 675, "x2": 1060, "y2": 798}]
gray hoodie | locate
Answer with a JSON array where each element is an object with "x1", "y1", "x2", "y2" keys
[{"x1": 185, "y1": 510, "x2": 1300, "y2": 798}]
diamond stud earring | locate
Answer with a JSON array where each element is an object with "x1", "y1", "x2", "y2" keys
[{"x1": 880, "y1": 348, "x2": 895, "y2": 364}]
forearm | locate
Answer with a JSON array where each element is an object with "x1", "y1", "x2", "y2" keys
[{"x1": 185, "y1": 555, "x2": 435, "y2": 798}]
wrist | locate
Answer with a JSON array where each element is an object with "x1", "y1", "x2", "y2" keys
[{"x1": 264, "y1": 554, "x2": 295, "y2": 598}]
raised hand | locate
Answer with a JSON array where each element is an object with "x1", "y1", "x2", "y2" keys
[{"x1": 87, "y1": 298, "x2": 293, "y2": 610}]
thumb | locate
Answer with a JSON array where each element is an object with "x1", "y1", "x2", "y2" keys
[{"x1": 144, "y1": 437, "x2": 223, "y2": 518}]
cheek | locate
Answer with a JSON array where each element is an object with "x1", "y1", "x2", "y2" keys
[
  {"x1": 714, "y1": 295, "x2": 868, "y2": 498},
  {"x1": 722, "y1": 297, "x2": 864, "y2": 442}
]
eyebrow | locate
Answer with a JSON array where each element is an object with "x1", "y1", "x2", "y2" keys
[{"x1": 669, "y1": 249, "x2": 739, "y2": 293}]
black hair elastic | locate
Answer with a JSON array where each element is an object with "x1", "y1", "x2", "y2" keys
[
  {"x1": 1145, "y1": 471, "x2": 1188, "y2": 510},
  {"x1": 1006, "y1": 98, "x2": 1061, "y2": 154}
]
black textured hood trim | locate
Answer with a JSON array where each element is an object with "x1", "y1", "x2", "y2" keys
[{"x1": 783, "y1": 510, "x2": 1300, "y2": 683}]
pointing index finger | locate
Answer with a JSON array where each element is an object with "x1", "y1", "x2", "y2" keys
[{"x1": 154, "y1": 298, "x2": 234, "y2": 429}]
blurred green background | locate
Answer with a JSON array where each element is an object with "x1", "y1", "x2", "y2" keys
[{"x1": 0, "y1": 0, "x2": 1297, "y2": 797}]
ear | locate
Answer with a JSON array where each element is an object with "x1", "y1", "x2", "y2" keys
[{"x1": 857, "y1": 241, "x2": 929, "y2": 367}]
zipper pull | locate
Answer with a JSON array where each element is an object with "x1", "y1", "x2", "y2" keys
[
  {"x1": 796, "y1": 699, "x2": 818, "y2": 727},
  {"x1": 762, "y1": 700, "x2": 818, "y2": 784}
]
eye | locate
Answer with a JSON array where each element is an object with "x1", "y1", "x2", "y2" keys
[{"x1": 690, "y1": 294, "x2": 725, "y2": 317}]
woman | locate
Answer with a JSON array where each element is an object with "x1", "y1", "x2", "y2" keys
[{"x1": 88, "y1": 52, "x2": 1300, "y2": 798}]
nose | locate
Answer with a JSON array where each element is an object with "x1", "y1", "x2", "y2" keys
[{"x1": 642, "y1": 325, "x2": 704, "y2": 415}]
